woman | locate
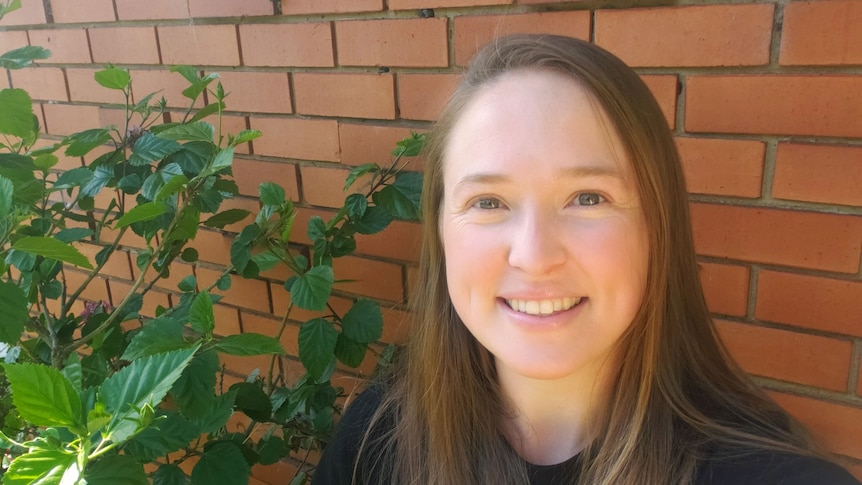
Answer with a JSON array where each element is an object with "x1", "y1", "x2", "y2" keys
[{"x1": 313, "y1": 35, "x2": 860, "y2": 484}]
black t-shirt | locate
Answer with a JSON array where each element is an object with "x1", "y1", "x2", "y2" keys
[{"x1": 313, "y1": 387, "x2": 860, "y2": 485}]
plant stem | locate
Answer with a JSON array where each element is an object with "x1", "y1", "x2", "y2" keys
[
  {"x1": 62, "y1": 226, "x2": 127, "y2": 316},
  {"x1": 267, "y1": 302, "x2": 293, "y2": 393}
]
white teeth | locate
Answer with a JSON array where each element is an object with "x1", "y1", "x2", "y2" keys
[{"x1": 505, "y1": 297, "x2": 582, "y2": 316}]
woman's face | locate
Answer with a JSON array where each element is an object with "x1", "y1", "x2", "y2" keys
[{"x1": 440, "y1": 69, "x2": 649, "y2": 382}]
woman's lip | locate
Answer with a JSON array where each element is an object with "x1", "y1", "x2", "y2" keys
[{"x1": 497, "y1": 297, "x2": 587, "y2": 324}]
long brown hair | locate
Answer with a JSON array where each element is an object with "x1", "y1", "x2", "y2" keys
[{"x1": 357, "y1": 34, "x2": 814, "y2": 484}]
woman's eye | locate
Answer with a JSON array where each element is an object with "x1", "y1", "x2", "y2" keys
[
  {"x1": 575, "y1": 193, "x2": 603, "y2": 206},
  {"x1": 475, "y1": 198, "x2": 502, "y2": 210}
]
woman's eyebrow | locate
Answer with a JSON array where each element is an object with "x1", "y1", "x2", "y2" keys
[
  {"x1": 559, "y1": 165, "x2": 625, "y2": 180},
  {"x1": 452, "y1": 173, "x2": 510, "y2": 192}
]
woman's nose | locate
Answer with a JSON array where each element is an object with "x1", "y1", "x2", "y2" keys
[{"x1": 507, "y1": 210, "x2": 567, "y2": 275}]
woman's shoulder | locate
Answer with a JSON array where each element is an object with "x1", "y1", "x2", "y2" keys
[
  {"x1": 311, "y1": 385, "x2": 388, "y2": 485},
  {"x1": 698, "y1": 448, "x2": 860, "y2": 485}
]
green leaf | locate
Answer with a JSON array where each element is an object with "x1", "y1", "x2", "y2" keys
[
  {"x1": 12, "y1": 236, "x2": 93, "y2": 269},
  {"x1": 298, "y1": 318, "x2": 338, "y2": 381},
  {"x1": 391, "y1": 132, "x2": 425, "y2": 157},
  {"x1": 121, "y1": 317, "x2": 187, "y2": 361},
  {"x1": 181, "y1": 72, "x2": 219, "y2": 101},
  {"x1": 0, "y1": 45, "x2": 51, "y2": 69},
  {"x1": 0, "y1": 0, "x2": 22, "y2": 18},
  {"x1": 341, "y1": 299, "x2": 383, "y2": 343},
  {"x1": 214, "y1": 333, "x2": 285, "y2": 356},
  {"x1": 0, "y1": 175, "x2": 13, "y2": 219},
  {"x1": 0, "y1": 281, "x2": 27, "y2": 344},
  {"x1": 33, "y1": 153, "x2": 58, "y2": 171},
  {"x1": 256, "y1": 436, "x2": 287, "y2": 465},
  {"x1": 190, "y1": 291, "x2": 215, "y2": 337},
  {"x1": 94, "y1": 67, "x2": 131, "y2": 90},
  {"x1": 170, "y1": 65, "x2": 199, "y2": 84},
  {"x1": 373, "y1": 172, "x2": 422, "y2": 220},
  {"x1": 165, "y1": 206, "x2": 199, "y2": 243},
  {"x1": 0, "y1": 88, "x2": 35, "y2": 139},
  {"x1": 153, "y1": 464, "x2": 189, "y2": 485},
  {"x1": 155, "y1": 173, "x2": 189, "y2": 201},
  {"x1": 170, "y1": 350, "x2": 217, "y2": 417},
  {"x1": 129, "y1": 132, "x2": 183, "y2": 166},
  {"x1": 62, "y1": 353, "x2": 83, "y2": 393},
  {"x1": 157, "y1": 122, "x2": 215, "y2": 143},
  {"x1": 54, "y1": 228, "x2": 93, "y2": 243},
  {"x1": 203, "y1": 208, "x2": 251, "y2": 228},
  {"x1": 191, "y1": 442, "x2": 250, "y2": 485},
  {"x1": 188, "y1": 102, "x2": 225, "y2": 124},
  {"x1": 259, "y1": 182, "x2": 285, "y2": 206},
  {"x1": 290, "y1": 472, "x2": 309, "y2": 485},
  {"x1": 190, "y1": 390, "x2": 236, "y2": 433},
  {"x1": 98, "y1": 346, "x2": 198, "y2": 443},
  {"x1": 344, "y1": 193, "x2": 368, "y2": 219},
  {"x1": 114, "y1": 201, "x2": 168, "y2": 229},
  {"x1": 231, "y1": 129, "x2": 262, "y2": 146},
  {"x1": 216, "y1": 272, "x2": 231, "y2": 291},
  {"x1": 181, "y1": 247, "x2": 198, "y2": 262},
  {"x1": 230, "y1": 382, "x2": 272, "y2": 421},
  {"x1": 80, "y1": 164, "x2": 114, "y2": 198},
  {"x1": 334, "y1": 334, "x2": 366, "y2": 368},
  {"x1": 53, "y1": 166, "x2": 93, "y2": 188},
  {"x1": 210, "y1": 146, "x2": 234, "y2": 173},
  {"x1": 64, "y1": 128, "x2": 112, "y2": 157},
  {"x1": 350, "y1": 206, "x2": 393, "y2": 235},
  {"x1": 83, "y1": 455, "x2": 148, "y2": 485},
  {"x1": 125, "y1": 412, "x2": 199, "y2": 462},
  {"x1": 3, "y1": 449, "x2": 75, "y2": 485},
  {"x1": 343, "y1": 163, "x2": 378, "y2": 192},
  {"x1": 4, "y1": 363, "x2": 83, "y2": 429},
  {"x1": 289, "y1": 265, "x2": 334, "y2": 311}
]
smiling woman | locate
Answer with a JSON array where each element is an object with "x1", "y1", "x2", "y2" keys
[{"x1": 312, "y1": 35, "x2": 861, "y2": 485}]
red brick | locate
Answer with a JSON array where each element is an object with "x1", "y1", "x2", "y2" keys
[
  {"x1": 698, "y1": 262, "x2": 749, "y2": 317},
  {"x1": 63, "y1": 269, "x2": 110, "y2": 304},
  {"x1": 332, "y1": 256, "x2": 404, "y2": 302},
  {"x1": 391, "y1": 0, "x2": 506, "y2": 7},
  {"x1": 769, "y1": 392, "x2": 862, "y2": 459},
  {"x1": 397, "y1": 73, "x2": 460, "y2": 122},
  {"x1": 0, "y1": 1, "x2": 46, "y2": 25},
  {"x1": 67, "y1": 68, "x2": 119, "y2": 104},
  {"x1": 716, "y1": 320, "x2": 851, "y2": 391},
  {"x1": 26, "y1": 29, "x2": 91, "y2": 64},
  {"x1": 294, "y1": 73, "x2": 395, "y2": 120},
  {"x1": 454, "y1": 11, "x2": 591, "y2": 66},
  {"x1": 233, "y1": 158, "x2": 299, "y2": 199},
  {"x1": 115, "y1": 0, "x2": 190, "y2": 20},
  {"x1": 686, "y1": 75, "x2": 862, "y2": 138},
  {"x1": 338, "y1": 123, "x2": 414, "y2": 167},
  {"x1": 240, "y1": 23, "x2": 334, "y2": 68},
  {"x1": 690, "y1": 204, "x2": 862, "y2": 273},
  {"x1": 518, "y1": 0, "x2": 576, "y2": 3},
  {"x1": 380, "y1": 305, "x2": 411, "y2": 344},
  {"x1": 675, "y1": 137, "x2": 764, "y2": 198},
  {"x1": 89, "y1": 27, "x2": 160, "y2": 65},
  {"x1": 78, "y1": 243, "x2": 132, "y2": 281},
  {"x1": 158, "y1": 25, "x2": 240, "y2": 67},
  {"x1": 51, "y1": 0, "x2": 115, "y2": 23},
  {"x1": 129, "y1": 69, "x2": 202, "y2": 109},
  {"x1": 145, "y1": 260, "x2": 194, "y2": 294},
  {"x1": 10, "y1": 67, "x2": 67, "y2": 102},
  {"x1": 187, "y1": 0, "x2": 272, "y2": 17},
  {"x1": 780, "y1": 1, "x2": 862, "y2": 66},
  {"x1": 596, "y1": 5, "x2": 772, "y2": 67},
  {"x1": 354, "y1": 219, "x2": 421, "y2": 263},
  {"x1": 640, "y1": 75, "x2": 677, "y2": 129},
  {"x1": 197, "y1": 267, "x2": 271, "y2": 314},
  {"x1": 188, "y1": 229, "x2": 233, "y2": 267},
  {"x1": 282, "y1": 0, "x2": 382, "y2": 15},
  {"x1": 250, "y1": 117, "x2": 340, "y2": 162},
  {"x1": 300, "y1": 165, "x2": 351, "y2": 209},
  {"x1": 337, "y1": 18, "x2": 448, "y2": 68},
  {"x1": 251, "y1": 462, "x2": 301, "y2": 485},
  {"x1": 0, "y1": 31, "x2": 28, "y2": 54},
  {"x1": 42, "y1": 104, "x2": 101, "y2": 136},
  {"x1": 755, "y1": 270, "x2": 862, "y2": 337},
  {"x1": 215, "y1": 71, "x2": 291, "y2": 114},
  {"x1": 213, "y1": 304, "x2": 241, "y2": 337},
  {"x1": 773, "y1": 143, "x2": 862, "y2": 207}
]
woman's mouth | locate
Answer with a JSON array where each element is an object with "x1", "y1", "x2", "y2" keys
[{"x1": 503, "y1": 297, "x2": 583, "y2": 316}]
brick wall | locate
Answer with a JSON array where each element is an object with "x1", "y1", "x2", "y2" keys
[{"x1": 1, "y1": 0, "x2": 860, "y2": 481}]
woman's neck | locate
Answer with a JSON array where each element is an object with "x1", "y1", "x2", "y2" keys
[{"x1": 497, "y1": 357, "x2": 615, "y2": 466}]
